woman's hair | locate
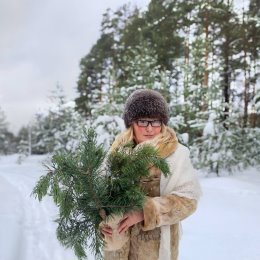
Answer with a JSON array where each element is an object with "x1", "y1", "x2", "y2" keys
[
  {"x1": 123, "y1": 89, "x2": 169, "y2": 128},
  {"x1": 110, "y1": 124, "x2": 177, "y2": 154}
]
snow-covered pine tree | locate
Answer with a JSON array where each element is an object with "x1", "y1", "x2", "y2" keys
[
  {"x1": 34, "y1": 86, "x2": 85, "y2": 153},
  {"x1": 72, "y1": 0, "x2": 259, "y2": 174},
  {"x1": 0, "y1": 106, "x2": 16, "y2": 155},
  {"x1": 15, "y1": 126, "x2": 31, "y2": 163},
  {"x1": 91, "y1": 115, "x2": 125, "y2": 150},
  {"x1": 76, "y1": 4, "x2": 137, "y2": 118},
  {"x1": 191, "y1": 111, "x2": 222, "y2": 175},
  {"x1": 118, "y1": 42, "x2": 171, "y2": 103},
  {"x1": 32, "y1": 128, "x2": 170, "y2": 260},
  {"x1": 192, "y1": 108, "x2": 260, "y2": 175},
  {"x1": 0, "y1": 106, "x2": 8, "y2": 154}
]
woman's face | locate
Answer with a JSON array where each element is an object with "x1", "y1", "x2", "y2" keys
[{"x1": 132, "y1": 118, "x2": 162, "y2": 144}]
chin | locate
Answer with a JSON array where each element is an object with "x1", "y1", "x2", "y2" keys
[{"x1": 143, "y1": 136, "x2": 154, "y2": 141}]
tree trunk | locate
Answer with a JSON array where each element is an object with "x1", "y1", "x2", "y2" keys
[
  {"x1": 183, "y1": 21, "x2": 191, "y2": 125},
  {"x1": 222, "y1": 0, "x2": 233, "y2": 130},
  {"x1": 223, "y1": 50, "x2": 230, "y2": 129},
  {"x1": 242, "y1": 8, "x2": 250, "y2": 128},
  {"x1": 203, "y1": 7, "x2": 209, "y2": 89}
]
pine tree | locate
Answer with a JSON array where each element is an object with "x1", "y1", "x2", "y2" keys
[
  {"x1": 32, "y1": 128, "x2": 170, "y2": 259},
  {"x1": 76, "y1": 33, "x2": 113, "y2": 117},
  {"x1": 118, "y1": 42, "x2": 169, "y2": 100},
  {"x1": 245, "y1": 0, "x2": 260, "y2": 127},
  {"x1": 16, "y1": 126, "x2": 31, "y2": 163},
  {"x1": 144, "y1": 0, "x2": 185, "y2": 70},
  {"x1": 72, "y1": 0, "x2": 260, "y2": 174},
  {"x1": 0, "y1": 106, "x2": 8, "y2": 154},
  {"x1": 16, "y1": 86, "x2": 85, "y2": 157},
  {"x1": 0, "y1": 106, "x2": 7, "y2": 130},
  {"x1": 91, "y1": 115, "x2": 125, "y2": 150},
  {"x1": 76, "y1": 4, "x2": 137, "y2": 118},
  {"x1": 0, "y1": 106, "x2": 16, "y2": 155},
  {"x1": 33, "y1": 86, "x2": 84, "y2": 154}
]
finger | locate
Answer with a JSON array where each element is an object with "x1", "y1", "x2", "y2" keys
[
  {"x1": 103, "y1": 227, "x2": 113, "y2": 234},
  {"x1": 103, "y1": 230, "x2": 113, "y2": 235},
  {"x1": 118, "y1": 215, "x2": 128, "y2": 225},
  {"x1": 121, "y1": 214, "x2": 129, "y2": 220},
  {"x1": 117, "y1": 223, "x2": 123, "y2": 234},
  {"x1": 118, "y1": 219, "x2": 128, "y2": 230},
  {"x1": 101, "y1": 230, "x2": 113, "y2": 237},
  {"x1": 118, "y1": 222, "x2": 124, "y2": 234},
  {"x1": 101, "y1": 226, "x2": 112, "y2": 234},
  {"x1": 119, "y1": 224, "x2": 128, "y2": 235},
  {"x1": 118, "y1": 221, "x2": 129, "y2": 234},
  {"x1": 102, "y1": 226, "x2": 113, "y2": 234},
  {"x1": 103, "y1": 225, "x2": 112, "y2": 230},
  {"x1": 103, "y1": 224, "x2": 112, "y2": 230}
]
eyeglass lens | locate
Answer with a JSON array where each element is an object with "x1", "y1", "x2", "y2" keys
[{"x1": 137, "y1": 120, "x2": 162, "y2": 127}]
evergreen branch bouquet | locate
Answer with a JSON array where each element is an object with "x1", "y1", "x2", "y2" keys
[{"x1": 32, "y1": 128, "x2": 170, "y2": 260}]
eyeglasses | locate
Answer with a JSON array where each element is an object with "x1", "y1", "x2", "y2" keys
[{"x1": 136, "y1": 119, "x2": 162, "y2": 127}]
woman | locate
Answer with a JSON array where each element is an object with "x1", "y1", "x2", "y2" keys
[{"x1": 101, "y1": 89, "x2": 201, "y2": 260}]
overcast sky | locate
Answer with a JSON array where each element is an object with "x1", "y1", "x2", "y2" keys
[{"x1": 0, "y1": 0, "x2": 150, "y2": 133}]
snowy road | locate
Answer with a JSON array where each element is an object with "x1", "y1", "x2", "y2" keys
[
  {"x1": 0, "y1": 155, "x2": 259, "y2": 260},
  {"x1": 0, "y1": 174, "x2": 24, "y2": 260},
  {"x1": 0, "y1": 155, "x2": 77, "y2": 260}
]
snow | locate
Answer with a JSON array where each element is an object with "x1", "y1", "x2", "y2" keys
[
  {"x1": 94, "y1": 115, "x2": 125, "y2": 149},
  {"x1": 0, "y1": 155, "x2": 80, "y2": 260},
  {"x1": 180, "y1": 169, "x2": 260, "y2": 260},
  {"x1": 0, "y1": 155, "x2": 259, "y2": 260},
  {"x1": 180, "y1": 133, "x2": 189, "y2": 144},
  {"x1": 203, "y1": 112, "x2": 216, "y2": 136}
]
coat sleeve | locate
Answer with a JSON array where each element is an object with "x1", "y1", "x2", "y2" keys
[
  {"x1": 141, "y1": 144, "x2": 200, "y2": 231},
  {"x1": 142, "y1": 195, "x2": 197, "y2": 231}
]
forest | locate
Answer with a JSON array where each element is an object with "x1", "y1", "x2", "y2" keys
[{"x1": 0, "y1": 0, "x2": 259, "y2": 175}]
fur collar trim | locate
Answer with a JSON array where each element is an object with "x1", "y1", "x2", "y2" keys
[{"x1": 110, "y1": 125, "x2": 178, "y2": 159}]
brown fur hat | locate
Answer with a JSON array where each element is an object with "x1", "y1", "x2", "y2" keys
[{"x1": 123, "y1": 89, "x2": 169, "y2": 128}]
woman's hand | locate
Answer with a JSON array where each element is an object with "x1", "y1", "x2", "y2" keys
[
  {"x1": 100, "y1": 224, "x2": 113, "y2": 237},
  {"x1": 118, "y1": 211, "x2": 144, "y2": 235}
]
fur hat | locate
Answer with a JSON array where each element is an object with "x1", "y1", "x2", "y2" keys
[{"x1": 123, "y1": 89, "x2": 169, "y2": 128}]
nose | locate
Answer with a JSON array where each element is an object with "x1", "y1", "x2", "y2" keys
[{"x1": 146, "y1": 124, "x2": 153, "y2": 132}]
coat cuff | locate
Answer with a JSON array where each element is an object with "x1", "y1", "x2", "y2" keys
[
  {"x1": 142, "y1": 195, "x2": 198, "y2": 231},
  {"x1": 142, "y1": 197, "x2": 159, "y2": 231}
]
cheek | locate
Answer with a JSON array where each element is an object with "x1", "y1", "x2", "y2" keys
[
  {"x1": 133, "y1": 125, "x2": 142, "y2": 137},
  {"x1": 133, "y1": 125, "x2": 145, "y2": 142},
  {"x1": 154, "y1": 127, "x2": 162, "y2": 135}
]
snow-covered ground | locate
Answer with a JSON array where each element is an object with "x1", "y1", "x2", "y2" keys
[{"x1": 0, "y1": 155, "x2": 259, "y2": 260}]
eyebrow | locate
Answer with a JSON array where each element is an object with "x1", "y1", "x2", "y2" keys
[{"x1": 138, "y1": 119, "x2": 160, "y2": 121}]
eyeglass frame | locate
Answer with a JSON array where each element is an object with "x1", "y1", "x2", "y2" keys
[{"x1": 135, "y1": 119, "x2": 162, "y2": 127}]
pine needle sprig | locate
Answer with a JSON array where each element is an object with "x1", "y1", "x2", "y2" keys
[
  {"x1": 32, "y1": 128, "x2": 170, "y2": 259},
  {"x1": 102, "y1": 143, "x2": 170, "y2": 216}
]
